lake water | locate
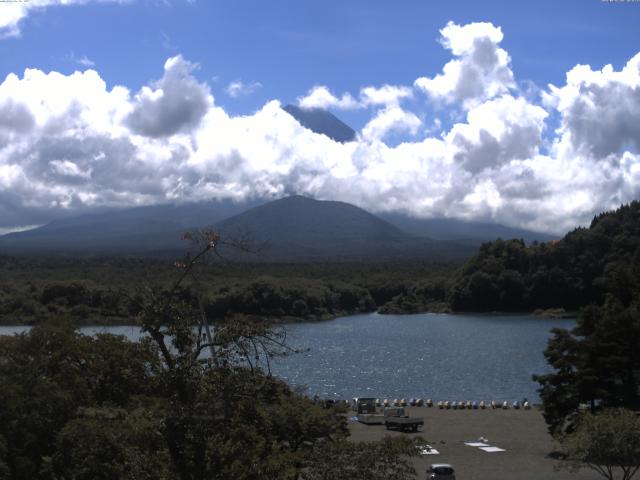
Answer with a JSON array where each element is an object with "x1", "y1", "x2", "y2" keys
[{"x1": 0, "y1": 312, "x2": 574, "y2": 402}]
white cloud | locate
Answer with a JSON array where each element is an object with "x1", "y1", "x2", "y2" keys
[
  {"x1": 360, "y1": 84, "x2": 413, "y2": 107},
  {"x1": 77, "y1": 55, "x2": 95, "y2": 67},
  {"x1": 126, "y1": 55, "x2": 212, "y2": 137},
  {"x1": 49, "y1": 159, "x2": 92, "y2": 179},
  {"x1": 545, "y1": 53, "x2": 640, "y2": 158},
  {"x1": 1, "y1": 22, "x2": 639, "y2": 236},
  {"x1": 298, "y1": 84, "x2": 412, "y2": 110},
  {"x1": 297, "y1": 86, "x2": 359, "y2": 110},
  {"x1": 0, "y1": 225, "x2": 40, "y2": 236},
  {"x1": 0, "y1": 0, "x2": 128, "y2": 38},
  {"x1": 360, "y1": 106, "x2": 421, "y2": 141},
  {"x1": 446, "y1": 95, "x2": 548, "y2": 173},
  {"x1": 226, "y1": 80, "x2": 262, "y2": 98},
  {"x1": 415, "y1": 21, "x2": 515, "y2": 109},
  {"x1": 64, "y1": 51, "x2": 96, "y2": 67}
]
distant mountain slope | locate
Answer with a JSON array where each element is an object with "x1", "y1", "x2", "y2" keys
[
  {"x1": 0, "y1": 200, "x2": 254, "y2": 254},
  {"x1": 214, "y1": 196, "x2": 473, "y2": 261},
  {"x1": 282, "y1": 104, "x2": 356, "y2": 143},
  {"x1": 0, "y1": 194, "x2": 555, "y2": 261},
  {"x1": 378, "y1": 213, "x2": 556, "y2": 244}
]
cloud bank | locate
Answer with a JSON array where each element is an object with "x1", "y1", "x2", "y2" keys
[{"x1": 1, "y1": 21, "x2": 639, "y2": 235}]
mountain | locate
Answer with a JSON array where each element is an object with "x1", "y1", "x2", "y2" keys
[
  {"x1": 0, "y1": 195, "x2": 556, "y2": 261},
  {"x1": 0, "y1": 200, "x2": 255, "y2": 254},
  {"x1": 282, "y1": 104, "x2": 356, "y2": 143},
  {"x1": 378, "y1": 213, "x2": 556, "y2": 244},
  {"x1": 213, "y1": 196, "x2": 473, "y2": 261}
]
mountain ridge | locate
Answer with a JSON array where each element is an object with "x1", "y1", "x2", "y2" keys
[{"x1": 0, "y1": 196, "x2": 557, "y2": 261}]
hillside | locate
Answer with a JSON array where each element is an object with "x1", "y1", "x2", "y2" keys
[
  {"x1": 0, "y1": 195, "x2": 558, "y2": 262},
  {"x1": 448, "y1": 202, "x2": 640, "y2": 311},
  {"x1": 214, "y1": 195, "x2": 472, "y2": 261},
  {"x1": 379, "y1": 213, "x2": 556, "y2": 244},
  {"x1": 0, "y1": 200, "x2": 254, "y2": 254}
]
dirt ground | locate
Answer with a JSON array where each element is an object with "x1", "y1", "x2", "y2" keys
[{"x1": 347, "y1": 406, "x2": 601, "y2": 480}]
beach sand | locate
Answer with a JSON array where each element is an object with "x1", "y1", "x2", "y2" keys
[{"x1": 348, "y1": 406, "x2": 601, "y2": 480}]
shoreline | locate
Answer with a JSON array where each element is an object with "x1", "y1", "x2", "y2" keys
[{"x1": 0, "y1": 307, "x2": 579, "y2": 328}]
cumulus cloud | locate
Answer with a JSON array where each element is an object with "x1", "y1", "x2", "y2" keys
[
  {"x1": 1, "y1": 21, "x2": 639, "y2": 236},
  {"x1": 447, "y1": 95, "x2": 548, "y2": 173},
  {"x1": 0, "y1": 0, "x2": 126, "y2": 38},
  {"x1": 0, "y1": 99, "x2": 35, "y2": 133},
  {"x1": 360, "y1": 106, "x2": 422, "y2": 141},
  {"x1": 298, "y1": 84, "x2": 412, "y2": 110},
  {"x1": 126, "y1": 55, "x2": 212, "y2": 137},
  {"x1": 544, "y1": 53, "x2": 640, "y2": 158},
  {"x1": 415, "y1": 21, "x2": 515, "y2": 109},
  {"x1": 297, "y1": 86, "x2": 359, "y2": 110},
  {"x1": 360, "y1": 84, "x2": 413, "y2": 107},
  {"x1": 226, "y1": 80, "x2": 262, "y2": 98}
]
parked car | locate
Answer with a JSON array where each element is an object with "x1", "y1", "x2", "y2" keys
[{"x1": 427, "y1": 463, "x2": 456, "y2": 480}]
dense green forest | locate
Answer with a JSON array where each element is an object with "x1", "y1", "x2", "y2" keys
[
  {"x1": 0, "y1": 258, "x2": 454, "y2": 325},
  {"x1": 448, "y1": 201, "x2": 640, "y2": 312}
]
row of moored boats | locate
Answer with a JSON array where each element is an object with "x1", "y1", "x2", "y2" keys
[{"x1": 371, "y1": 398, "x2": 532, "y2": 410}]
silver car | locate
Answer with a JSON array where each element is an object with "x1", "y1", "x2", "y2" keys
[{"x1": 427, "y1": 463, "x2": 456, "y2": 480}]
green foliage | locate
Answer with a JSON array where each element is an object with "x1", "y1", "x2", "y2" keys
[
  {"x1": 559, "y1": 408, "x2": 640, "y2": 480},
  {"x1": 0, "y1": 317, "x2": 352, "y2": 479},
  {"x1": 205, "y1": 277, "x2": 375, "y2": 320},
  {"x1": 378, "y1": 279, "x2": 450, "y2": 314},
  {"x1": 534, "y1": 298, "x2": 640, "y2": 435},
  {"x1": 303, "y1": 436, "x2": 421, "y2": 480},
  {"x1": 450, "y1": 201, "x2": 640, "y2": 311},
  {"x1": 2, "y1": 238, "x2": 430, "y2": 479},
  {"x1": 54, "y1": 407, "x2": 172, "y2": 480},
  {"x1": 0, "y1": 319, "x2": 160, "y2": 479},
  {"x1": 0, "y1": 257, "x2": 456, "y2": 324}
]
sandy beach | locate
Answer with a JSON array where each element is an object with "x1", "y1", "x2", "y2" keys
[{"x1": 348, "y1": 406, "x2": 601, "y2": 480}]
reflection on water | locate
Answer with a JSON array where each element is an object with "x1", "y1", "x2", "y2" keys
[{"x1": 0, "y1": 312, "x2": 574, "y2": 401}]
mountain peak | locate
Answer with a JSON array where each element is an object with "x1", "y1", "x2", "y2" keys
[{"x1": 282, "y1": 104, "x2": 356, "y2": 143}]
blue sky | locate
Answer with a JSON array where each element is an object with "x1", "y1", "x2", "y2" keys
[
  {"x1": 0, "y1": 0, "x2": 639, "y2": 234},
  {"x1": 2, "y1": 0, "x2": 638, "y2": 121}
]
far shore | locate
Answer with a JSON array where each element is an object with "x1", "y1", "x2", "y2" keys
[{"x1": 0, "y1": 307, "x2": 580, "y2": 329}]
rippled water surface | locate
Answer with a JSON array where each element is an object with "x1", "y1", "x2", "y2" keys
[
  {"x1": 269, "y1": 312, "x2": 574, "y2": 402},
  {"x1": 0, "y1": 313, "x2": 574, "y2": 401}
]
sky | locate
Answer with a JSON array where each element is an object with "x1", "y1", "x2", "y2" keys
[{"x1": 0, "y1": 0, "x2": 639, "y2": 235}]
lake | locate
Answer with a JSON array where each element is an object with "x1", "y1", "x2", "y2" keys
[{"x1": 0, "y1": 312, "x2": 574, "y2": 402}]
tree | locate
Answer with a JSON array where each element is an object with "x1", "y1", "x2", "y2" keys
[
  {"x1": 0, "y1": 318, "x2": 160, "y2": 479},
  {"x1": 53, "y1": 406, "x2": 172, "y2": 480},
  {"x1": 534, "y1": 297, "x2": 640, "y2": 435},
  {"x1": 127, "y1": 231, "x2": 349, "y2": 479},
  {"x1": 559, "y1": 408, "x2": 640, "y2": 480},
  {"x1": 303, "y1": 436, "x2": 421, "y2": 480},
  {"x1": 0, "y1": 231, "x2": 421, "y2": 479}
]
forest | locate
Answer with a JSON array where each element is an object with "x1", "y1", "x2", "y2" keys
[
  {"x1": 2, "y1": 202, "x2": 639, "y2": 325},
  {"x1": 0, "y1": 258, "x2": 454, "y2": 326},
  {"x1": 449, "y1": 201, "x2": 640, "y2": 312}
]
